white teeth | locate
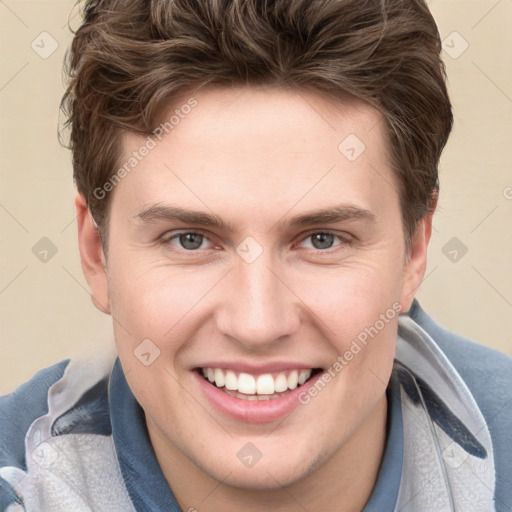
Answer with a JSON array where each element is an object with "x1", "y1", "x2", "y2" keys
[
  {"x1": 225, "y1": 370, "x2": 238, "y2": 391},
  {"x1": 256, "y1": 374, "x2": 274, "y2": 395},
  {"x1": 214, "y1": 368, "x2": 225, "y2": 388},
  {"x1": 201, "y1": 367, "x2": 315, "y2": 396},
  {"x1": 298, "y1": 369, "x2": 312, "y2": 385},
  {"x1": 274, "y1": 373, "x2": 288, "y2": 393},
  {"x1": 287, "y1": 370, "x2": 298, "y2": 390},
  {"x1": 238, "y1": 373, "x2": 256, "y2": 394},
  {"x1": 224, "y1": 390, "x2": 281, "y2": 401}
]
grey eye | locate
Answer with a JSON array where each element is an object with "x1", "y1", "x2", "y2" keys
[
  {"x1": 177, "y1": 232, "x2": 204, "y2": 250},
  {"x1": 309, "y1": 233, "x2": 335, "y2": 250}
]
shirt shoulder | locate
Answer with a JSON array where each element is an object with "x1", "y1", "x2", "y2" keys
[
  {"x1": 0, "y1": 356, "x2": 115, "y2": 511},
  {"x1": 409, "y1": 300, "x2": 512, "y2": 404},
  {"x1": 0, "y1": 360, "x2": 71, "y2": 466},
  {"x1": 0, "y1": 360, "x2": 70, "y2": 509},
  {"x1": 409, "y1": 301, "x2": 512, "y2": 510}
]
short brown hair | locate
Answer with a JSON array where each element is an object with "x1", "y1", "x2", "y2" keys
[{"x1": 61, "y1": 0, "x2": 453, "y2": 253}]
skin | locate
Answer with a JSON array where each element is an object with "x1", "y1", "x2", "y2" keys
[{"x1": 76, "y1": 86, "x2": 432, "y2": 512}]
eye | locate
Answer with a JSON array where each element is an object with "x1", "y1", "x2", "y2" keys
[
  {"x1": 298, "y1": 231, "x2": 349, "y2": 251},
  {"x1": 161, "y1": 231, "x2": 214, "y2": 251},
  {"x1": 159, "y1": 229, "x2": 351, "y2": 254}
]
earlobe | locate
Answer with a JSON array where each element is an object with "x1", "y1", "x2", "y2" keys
[
  {"x1": 74, "y1": 192, "x2": 111, "y2": 315},
  {"x1": 399, "y1": 214, "x2": 433, "y2": 313}
]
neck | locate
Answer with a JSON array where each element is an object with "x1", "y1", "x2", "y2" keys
[{"x1": 148, "y1": 395, "x2": 387, "y2": 512}]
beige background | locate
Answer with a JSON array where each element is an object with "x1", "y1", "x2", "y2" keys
[{"x1": 1, "y1": 1, "x2": 511, "y2": 394}]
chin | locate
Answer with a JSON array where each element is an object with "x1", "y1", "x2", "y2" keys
[
  {"x1": 197, "y1": 443, "x2": 323, "y2": 492},
  {"x1": 217, "y1": 465, "x2": 305, "y2": 491}
]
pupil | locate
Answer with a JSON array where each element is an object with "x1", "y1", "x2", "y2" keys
[
  {"x1": 312, "y1": 233, "x2": 334, "y2": 250},
  {"x1": 180, "y1": 233, "x2": 203, "y2": 250}
]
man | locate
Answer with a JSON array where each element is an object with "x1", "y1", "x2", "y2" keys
[{"x1": 1, "y1": 0, "x2": 511, "y2": 511}]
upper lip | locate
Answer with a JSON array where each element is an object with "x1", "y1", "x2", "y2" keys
[{"x1": 193, "y1": 361, "x2": 323, "y2": 373}]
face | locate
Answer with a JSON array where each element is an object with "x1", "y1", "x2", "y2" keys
[{"x1": 78, "y1": 86, "x2": 429, "y2": 492}]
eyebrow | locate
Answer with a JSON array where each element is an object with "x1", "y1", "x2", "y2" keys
[{"x1": 134, "y1": 203, "x2": 376, "y2": 231}]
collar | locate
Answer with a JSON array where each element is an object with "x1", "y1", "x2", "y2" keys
[{"x1": 110, "y1": 358, "x2": 182, "y2": 512}]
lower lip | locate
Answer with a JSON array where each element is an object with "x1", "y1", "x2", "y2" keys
[{"x1": 194, "y1": 371, "x2": 323, "y2": 423}]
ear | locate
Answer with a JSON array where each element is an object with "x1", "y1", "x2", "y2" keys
[
  {"x1": 399, "y1": 210, "x2": 435, "y2": 313},
  {"x1": 75, "y1": 192, "x2": 111, "y2": 315}
]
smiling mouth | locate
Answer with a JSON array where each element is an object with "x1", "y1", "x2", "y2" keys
[{"x1": 197, "y1": 367, "x2": 322, "y2": 401}]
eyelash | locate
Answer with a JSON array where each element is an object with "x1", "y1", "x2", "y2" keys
[{"x1": 158, "y1": 229, "x2": 352, "y2": 254}]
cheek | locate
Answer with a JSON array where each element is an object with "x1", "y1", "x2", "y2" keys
[
  {"x1": 292, "y1": 261, "x2": 403, "y2": 335},
  {"x1": 109, "y1": 262, "x2": 207, "y2": 331},
  {"x1": 291, "y1": 261, "x2": 401, "y2": 394},
  {"x1": 106, "y1": 261, "x2": 226, "y2": 382}
]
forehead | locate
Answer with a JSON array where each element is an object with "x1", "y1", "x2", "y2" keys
[{"x1": 112, "y1": 86, "x2": 398, "y2": 228}]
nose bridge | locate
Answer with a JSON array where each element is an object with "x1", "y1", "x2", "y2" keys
[{"x1": 216, "y1": 250, "x2": 299, "y2": 348}]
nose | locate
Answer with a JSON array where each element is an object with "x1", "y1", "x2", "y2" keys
[{"x1": 215, "y1": 250, "x2": 301, "y2": 352}]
